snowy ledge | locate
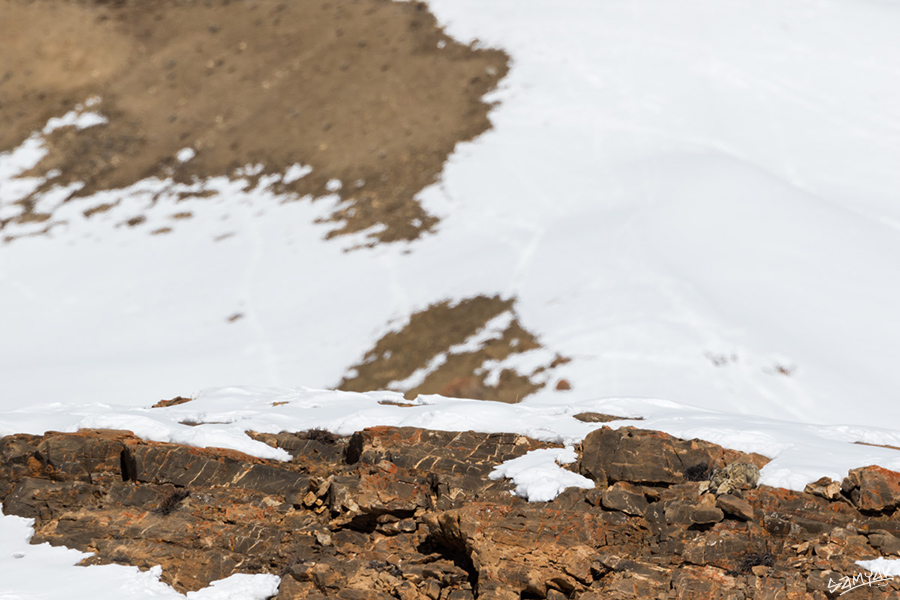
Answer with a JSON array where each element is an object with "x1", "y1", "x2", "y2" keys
[
  {"x1": 5, "y1": 386, "x2": 900, "y2": 497},
  {"x1": 0, "y1": 388, "x2": 900, "y2": 600}
]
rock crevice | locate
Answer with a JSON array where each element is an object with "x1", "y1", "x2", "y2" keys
[{"x1": 3, "y1": 426, "x2": 900, "y2": 598}]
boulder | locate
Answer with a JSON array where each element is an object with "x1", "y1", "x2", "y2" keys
[
  {"x1": 579, "y1": 427, "x2": 768, "y2": 486},
  {"x1": 601, "y1": 482, "x2": 649, "y2": 516},
  {"x1": 716, "y1": 493, "x2": 755, "y2": 521},
  {"x1": 842, "y1": 465, "x2": 900, "y2": 512},
  {"x1": 346, "y1": 426, "x2": 554, "y2": 477},
  {"x1": 867, "y1": 531, "x2": 900, "y2": 556},
  {"x1": 124, "y1": 444, "x2": 311, "y2": 496},
  {"x1": 689, "y1": 493, "x2": 725, "y2": 525}
]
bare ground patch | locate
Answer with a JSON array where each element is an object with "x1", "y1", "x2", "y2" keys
[
  {"x1": 338, "y1": 295, "x2": 570, "y2": 403},
  {"x1": 0, "y1": 0, "x2": 508, "y2": 242}
]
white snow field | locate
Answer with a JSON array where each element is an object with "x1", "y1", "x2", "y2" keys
[{"x1": 3, "y1": 0, "x2": 900, "y2": 596}]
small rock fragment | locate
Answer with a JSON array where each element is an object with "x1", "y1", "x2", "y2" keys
[
  {"x1": 716, "y1": 493, "x2": 755, "y2": 521},
  {"x1": 601, "y1": 481, "x2": 649, "y2": 516},
  {"x1": 690, "y1": 493, "x2": 724, "y2": 525},
  {"x1": 804, "y1": 476, "x2": 842, "y2": 500},
  {"x1": 868, "y1": 532, "x2": 900, "y2": 556}
]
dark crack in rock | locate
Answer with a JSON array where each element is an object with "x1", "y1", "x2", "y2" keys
[{"x1": 3, "y1": 426, "x2": 900, "y2": 599}]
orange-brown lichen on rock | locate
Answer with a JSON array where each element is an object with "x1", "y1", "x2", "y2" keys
[{"x1": 5, "y1": 425, "x2": 900, "y2": 598}]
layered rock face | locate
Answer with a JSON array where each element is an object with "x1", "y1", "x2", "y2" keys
[{"x1": 2, "y1": 425, "x2": 900, "y2": 599}]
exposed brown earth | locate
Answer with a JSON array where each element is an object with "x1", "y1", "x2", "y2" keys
[
  {"x1": 337, "y1": 295, "x2": 569, "y2": 403},
  {"x1": 0, "y1": 0, "x2": 507, "y2": 242},
  {"x1": 0, "y1": 0, "x2": 552, "y2": 402},
  {"x1": 4, "y1": 425, "x2": 900, "y2": 599}
]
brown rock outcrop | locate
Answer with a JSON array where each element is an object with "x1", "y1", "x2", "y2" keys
[
  {"x1": 3, "y1": 425, "x2": 900, "y2": 599},
  {"x1": 842, "y1": 465, "x2": 900, "y2": 512},
  {"x1": 578, "y1": 426, "x2": 769, "y2": 486}
]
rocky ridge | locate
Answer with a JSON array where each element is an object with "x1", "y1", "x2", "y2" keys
[{"x1": 3, "y1": 423, "x2": 900, "y2": 599}]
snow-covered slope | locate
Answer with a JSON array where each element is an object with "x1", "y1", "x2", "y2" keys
[
  {"x1": 420, "y1": 0, "x2": 900, "y2": 423},
  {"x1": 3, "y1": 0, "x2": 900, "y2": 596},
  {"x1": 3, "y1": 0, "x2": 899, "y2": 425}
]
